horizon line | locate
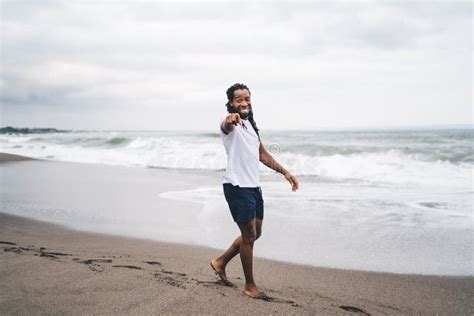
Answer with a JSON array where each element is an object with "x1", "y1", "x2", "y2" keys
[{"x1": 1, "y1": 123, "x2": 472, "y2": 133}]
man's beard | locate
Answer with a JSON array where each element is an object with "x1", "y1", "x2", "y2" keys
[
  {"x1": 237, "y1": 105, "x2": 251, "y2": 119},
  {"x1": 239, "y1": 110, "x2": 250, "y2": 119}
]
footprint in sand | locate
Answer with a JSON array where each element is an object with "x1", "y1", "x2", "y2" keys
[
  {"x1": 160, "y1": 269, "x2": 186, "y2": 276},
  {"x1": 112, "y1": 264, "x2": 142, "y2": 270},
  {"x1": 19, "y1": 245, "x2": 37, "y2": 252},
  {"x1": 40, "y1": 250, "x2": 71, "y2": 259},
  {"x1": 2, "y1": 242, "x2": 73, "y2": 259},
  {"x1": 0, "y1": 240, "x2": 16, "y2": 245},
  {"x1": 153, "y1": 273, "x2": 187, "y2": 289},
  {"x1": 74, "y1": 258, "x2": 113, "y2": 264},
  {"x1": 339, "y1": 305, "x2": 371, "y2": 315},
  {"x1": 144, "y1": 260, "x2": 162, "y2": 266},
  {"x1": 3, "y1": 246, "x2": 22, "y2": 254},
  {"x1": 73, "y1": 258, "x2": 113, "y2": 272}
]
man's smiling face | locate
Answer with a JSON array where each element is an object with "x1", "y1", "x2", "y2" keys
[{"x1": 231, "y1": 89, "x2": 251, "y2": 119}]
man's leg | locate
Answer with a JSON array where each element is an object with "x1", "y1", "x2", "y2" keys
[
  {"x1": 211, "y1": 219, "x2": 262, "y2": 280},
  {"x1": 237, "y1": 218, "x2": 264, "y2": 296}
]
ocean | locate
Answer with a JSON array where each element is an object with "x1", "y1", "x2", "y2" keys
[{"x1": 0, "y1": 128, "x2": 472, "y2": 275}]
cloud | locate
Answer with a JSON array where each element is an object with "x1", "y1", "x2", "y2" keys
[{"x1": 0, "y1": 1, "x2": 471, "y2": 130}]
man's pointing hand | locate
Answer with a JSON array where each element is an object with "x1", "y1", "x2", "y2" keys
[{"x1": 226, "y1": 113, "x2": 244, "y2": 127}]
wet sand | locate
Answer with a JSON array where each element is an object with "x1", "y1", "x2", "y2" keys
[{"x1": 0, "y1": 152, "x2": 37, "y2": 161}]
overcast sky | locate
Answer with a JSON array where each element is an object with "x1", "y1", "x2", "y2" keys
[{"x1": 1, "y1": 0, "x2": 472, "y2": 131}]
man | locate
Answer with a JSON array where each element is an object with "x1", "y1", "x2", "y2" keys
[{"x1": 210, "y1": 83, "x2": 299, "y2": 301}]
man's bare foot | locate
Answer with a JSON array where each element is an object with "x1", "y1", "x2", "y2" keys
[
  {"x1": 242, "y1": 286, "x2": 273, "y2": 301},
  {"x1": 210, "y1": 260, "x2": 234, "y2": 287}
]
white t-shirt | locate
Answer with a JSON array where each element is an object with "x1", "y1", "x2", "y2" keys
[{"x1": 220, "y1": 114, "x2": 261, "y2": 187}]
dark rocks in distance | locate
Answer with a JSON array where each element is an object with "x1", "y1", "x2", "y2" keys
[{"x1": 0, "y1": 126, "x2": 70, "y2": 134}]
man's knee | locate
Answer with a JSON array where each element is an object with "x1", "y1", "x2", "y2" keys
[
  {"x1": 241, "y1": 230, "x2": 257, "y2": 244},
  {"x1": 255, "y1": 229, "x2": 262, "y2": 240}
]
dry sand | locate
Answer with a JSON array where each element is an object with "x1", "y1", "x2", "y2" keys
[{"x1": 0, "y1": 153, "x2": 473, "y2": 315}]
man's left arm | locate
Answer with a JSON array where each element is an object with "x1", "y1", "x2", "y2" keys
[{"x1": 259, "y1": 141, "x2": 299, "y2": 192}]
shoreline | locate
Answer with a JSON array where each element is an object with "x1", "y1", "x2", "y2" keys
[
  {"x1": 1, "y1": 212, "x2": 473, "y2": 315},
  {"x1": 0, "y1": 152, "x2": 38, "y2": 162}
]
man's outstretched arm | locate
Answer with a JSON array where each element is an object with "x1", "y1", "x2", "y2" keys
[{"x1": 259, "y1": 141, "x2": 299, "y2": 191}]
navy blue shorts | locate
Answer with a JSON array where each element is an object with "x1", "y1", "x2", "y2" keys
[{"x1": 223, "y1": 183, "x2": 264, "y2": 223}]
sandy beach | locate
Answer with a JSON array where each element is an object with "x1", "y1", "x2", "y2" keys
[
  {"x1": 1, "y1": 212, "x2": 473, "y2": 315},
  {"x1": 1, "y1": 153, "x2": 473, "y2": 315}
]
